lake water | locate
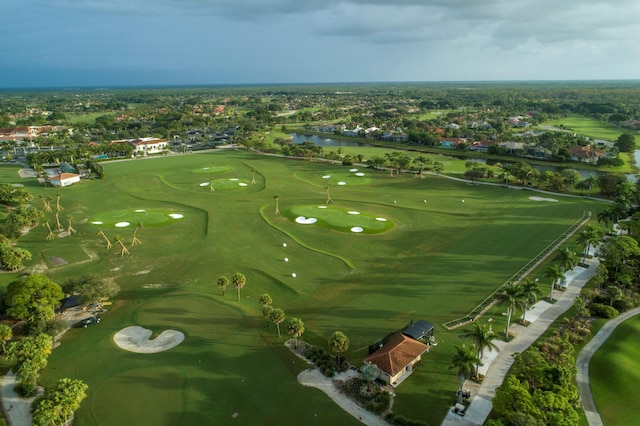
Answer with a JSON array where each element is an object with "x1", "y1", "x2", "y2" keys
[
  {"x1": 292, "y1": 133, "x2": 638, "y2": 180},
  {"x1": 290, "y1": 133, "x2": 367, "y2": 147}
]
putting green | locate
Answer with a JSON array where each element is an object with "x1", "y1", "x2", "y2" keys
[
  {"x1": 191, "y1": 165, "x2": 232, "y2": 174},
  {"x1": 199, "y1": 178, "x2": 250, "y2": 191},
  {"x1": 90, "y1": 209, "x2": 185, "y2": 228},
  {"x1": 284, "y1": 205, "x2": 393, "y2": 234},
  {"x1": 313, "y1": 169, "x2": 371, "y2": 186}
]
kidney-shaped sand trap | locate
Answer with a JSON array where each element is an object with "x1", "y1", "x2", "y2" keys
[{"x1": 114, "y1": 326, "x2": 185, "y2": 354}]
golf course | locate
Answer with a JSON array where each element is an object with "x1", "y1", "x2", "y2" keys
[{"x1": 0, "y1": 150, "x2": 606, "y2": 425}]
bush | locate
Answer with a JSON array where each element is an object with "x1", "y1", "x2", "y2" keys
[
  {"x1": 588, "y1": 303, "x2": 619, "y2": 319},
  {"x1": 385, "y1": 412, "x2": 429, "y2": 426},
  {"x1": 14, "y1": 381, "x2": 36, "y2": 398},
  {"x1": 45, "y1": 319, "x2": 68, "y2": 337}
]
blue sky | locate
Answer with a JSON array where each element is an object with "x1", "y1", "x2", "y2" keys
[{"x1": 2, "y1": 0, "x2": 640, "y2": 88}]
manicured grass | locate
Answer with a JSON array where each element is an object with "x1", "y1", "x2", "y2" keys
[
  {"x1": 0, "y1": 151, "x2": 607, "y2": 425},
  {"x1": 543, "y1": 114, "x2": 629, "y2": 142},
  {"x1": 590, "y1": 315, "x2": 640, "y2": 426}
]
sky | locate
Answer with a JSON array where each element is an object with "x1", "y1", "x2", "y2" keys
[{"x1": 2, "y1": 0, "x2": 640, "y2": 88}]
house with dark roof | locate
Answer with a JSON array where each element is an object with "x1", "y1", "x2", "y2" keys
[
  {"x1": 364, "y1": 333, "x2": 429, "y2": 386},
  {"x1": 401, "y1": 320, "x2": 434, "y2": 342}
]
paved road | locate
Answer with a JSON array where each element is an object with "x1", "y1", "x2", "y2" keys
[
  {"x1": 0, "y1": 371, "x2": 42, "y2": 426},
  {"x1": 441, "y1": 257, "x2": 599, "y2": 426},
  {"x1": 576, "y1": 307, "x2": 640, "y2": 426}
]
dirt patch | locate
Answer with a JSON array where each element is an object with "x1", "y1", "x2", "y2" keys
[
  {"x1": 113, "y1": 326, "x2": 184, "y2": 353},
  {"x1": 48, "y1": 256, "x2": 67, "y2": 266},
  {"x1": 529, "y1": 196, "x2": 558, "y2": 202}
]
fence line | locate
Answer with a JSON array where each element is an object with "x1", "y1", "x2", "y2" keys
[{"x1": 442, "y1": 211, "x2": 591, "y2": 331}]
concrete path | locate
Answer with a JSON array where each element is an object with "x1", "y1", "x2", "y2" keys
[
  {"x1": 441, "y1": 256, "x2": 599, "y2": 426},
  {"x1": 0, "y1": 371, "x2": 42, "y2": 426},
  {"x1": 298, "y1": 368, "x2": 391, "y2": 426},
  {"x1": 576, "y1": 307, "x2": 640, "y2": 426}
]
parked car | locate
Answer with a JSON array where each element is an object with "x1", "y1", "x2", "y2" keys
[{"x1": 79, "y1": 316, "x2": 100, "y2": 328}]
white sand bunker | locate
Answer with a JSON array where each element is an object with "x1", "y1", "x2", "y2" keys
[
  {"x1": 351, "y1": 227, "x2": 364, "y2": 233},
  {"x1": 337, "y1": 181, "x2": 347, "y2": 185},
  {"x1": 355, "y1": 172, "x2": 365, "y2": 176},
  {"x1": 115, "y1": 222, "x2": 130, "y2": 227},
  {"x1": 114, "y1": 326, "x2": 184, "y2": 354},
  {"x1": 322, "y1": 175, "x2": 331, "y2": 179},
  {"x1": 91, "y1": 221, "x2": 103, "y2": 225},
  {"x1": 349, "y1": 168, "x2": 358, "y2": 172},
  {"x1": 317, "y1": 205, "x2": 327, "y2": 209},
  {"x1": 230, "y1": 178, "x2": 239, "y2": 181},
  {"x1": 375, "y1": 217, "x2": 387, "y2": 222},
  {"x1": 347, "y1": 211, "x2": 360, "y2": 215},
  {"x1": 529, "y1": 196, "x2": 558, "y2": 202},
  {"x1": 238, "y1": 182, "x2": 248, "y2": 186},
  {"x1": 135, "y1": 209, "x2": 146, "y2": 212},
  {"x1": 169, "y1": 213, "x2": 184, "y2": 219},
  {"x1": 295, "y1": 216, "x2": 318, "y2": 224},
  {"x1": 199, "y1": 182, "x2": 210, "y2": 187}
]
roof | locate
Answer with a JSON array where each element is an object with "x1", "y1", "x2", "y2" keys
[
  {"x1": 401, "y1": 320, "x2": 434, "y2": 341},
  {"x1": 51, "y1": 173, "x2": 80, "y2": 181},
  {"x1": 364, "y1": 333, "x2": 429, "y2": 376},
  {"x1": 60, "y1": 295, "x2": 82, "y2": 310}
]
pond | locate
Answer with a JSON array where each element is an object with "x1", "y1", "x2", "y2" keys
[{"x1": 290, "y1": 133, "x2": 369, "y2": 147}]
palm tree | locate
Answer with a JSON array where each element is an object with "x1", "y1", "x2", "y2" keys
[
  {"x1": 43, "y1": 220, "x2": 55, "y2": 240},
  {"x1": 518, "y1": 278, "x2": 541, "y2": 324},
  {"x1": 433, "y1": 161, "x2": 444, "y2": 176},
  {"x1": 554, "y1": 247, "x2": 579, "y2": 272},
  {"x1": 269, "y1": 308, "x2": 285, "y2": 337},
  {"x1": 131, "y1": 222, "x2": 143, "y2": 246},
  {"x1": 113, "y1": 236, "x2": 130, "y2": 256},
  {"x1": 498, "y1": 282, "x2": 523, "y2": 338},
  {"x1": 55, "y1": 193, "x2": 64, "y2": 212},
  {"x1": 66, "y1": 216, "x2": 76, "y2": 235},
  {"x1": 259, "y1": 293, "x2": 272, "y2": 307},
  {"x1": 460, "y1": 323, "x2": 498, "y2": 378},
  {"x1": 287, "y1": 317, "x2": 305, "y2": 348},
  {"x1": 585, "y1": 175, "x2": 598, "y2": 197},
  {"x1": 232, "y1": 272, "x2": 246, "y2": 302},
  {"x1": 97, "y1": 230, "x2": 112, "y2": 250},
  {"x1": 216, "y1": 276, "x2": 229, "y2": 295},
  {"x1": 577, "y1": 225, "x2": 601, "y2": 261},
  {"x1": 544, "y1": 264, "x2": 565, "y2": 301},
  {"x1": 328, "y1": 331, "x2": 350, "y2": 367},
  {"x1": 273, "y1": 195, "x2": 280, "y2": 216},
  {"x1": 449, "y1": 344, "x2": 481, "y2": 404}
]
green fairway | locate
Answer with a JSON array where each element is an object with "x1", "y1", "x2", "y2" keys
[
  {"x1": 590, "y1": 315, "x2": 640, "y2": 426},
  {"x1": 0, "y1": 151, "x2": 606, "y2": 425},
  {"x1": 543, "y1": 114, "x2": 629, "y2": 142}
]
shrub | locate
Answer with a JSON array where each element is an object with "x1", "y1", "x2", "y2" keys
[
  {"x1": 588, "y1": 303, "x2": 619, "y2": 319},
  {"x1": 385, "y1": 412, "x2": 429, "y2": 426}
]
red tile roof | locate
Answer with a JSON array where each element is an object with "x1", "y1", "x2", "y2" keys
[{"x1": 364, "y1": 334, "x2": 428, "y2": 376}]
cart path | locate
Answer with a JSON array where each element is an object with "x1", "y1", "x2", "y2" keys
[
  {"x1": 441, "y1": 256, "x2": 599, "y2": 426},
  {"x1": 576, "y1": 307, "x2": 640, "y2": 426}
]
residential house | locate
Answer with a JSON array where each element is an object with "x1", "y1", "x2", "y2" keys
[
  {"x1": 364, "y1": 333, "x2": 429, "y2": 387},
  {"x1": 381, "y1": 131, "x2": 409, "y2": 143},
  {"x1": 469, "y1": 140, "x2": 495, "y2": 152},
  {"x1": 342, "y1": 126, "x2": 362, "y2": 137},
  {"x1": 439, "y1": 137, "x2": 467, "y2": 148},
  {"x1": 49, "y1": 173, "x2": 81, "y2": 187},
  {"x1": 569, "y1": 145, "x2": 605, "y2": 164}
]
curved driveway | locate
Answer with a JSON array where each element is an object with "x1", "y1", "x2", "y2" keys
[{"x1": 576, "y1": 307, "x2": 640, "y2": 426}]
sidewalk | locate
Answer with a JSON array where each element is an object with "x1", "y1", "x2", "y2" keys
[
  {"x1": 441, "y1": 256, "x2": 599, "y2": 426},
  {"x1": 576, "y1": 306, "x2": 640, "y2": 426},
  {"x1": 0, "y1": 371, "x2": 42, "y2": 426}
]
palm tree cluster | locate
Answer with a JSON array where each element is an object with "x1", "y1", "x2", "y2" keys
[{"x1": 499, "y1": 278, "x2": 541, "y2": 338}]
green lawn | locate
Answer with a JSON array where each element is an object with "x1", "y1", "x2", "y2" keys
[
  {"x1": 590, "y1": 315, "x2": 640, "y2": 426},
  {"x1": 0, "y1": 151, "x2": 606, "y2": 425},
  {"x1": 542, "y1": 114, "x2": 630, "y2": 143}
]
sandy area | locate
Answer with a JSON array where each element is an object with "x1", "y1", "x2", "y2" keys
[
  {"x1": 529, "y1": 196, "x2": 558, "y2": 202},
  {"x1": 113, "y1": 326, "x2": 185, "y2": 353}
]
